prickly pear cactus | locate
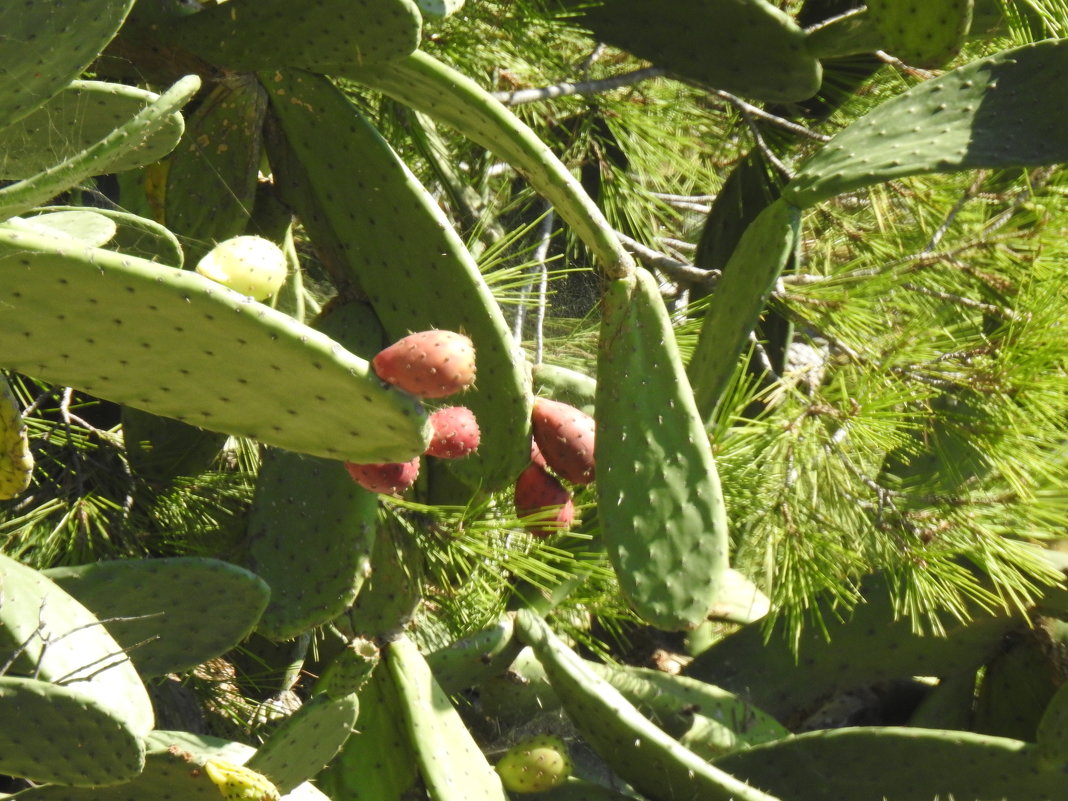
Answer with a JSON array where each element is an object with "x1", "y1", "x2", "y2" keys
[
  {"x1": 161, "y1": 0, "x2": 422, "y2": 72},
  {"x1": 559, "y1": 0, "x2": 822, "y2": 102},
  {"x1": 43, "y1": 557, "x2": 270, "y2": 678},
  {"x1": 784, "y1": 38, "x2": 1068, "y2": 208},
  {"x1": 866, "y1": 0, "x2": 973, "y2": 67},
  {"x1": 596, "y1": 269, "x2": 730, "y2": 629},
  {"x1": 0, "y1": 225, "x2": 431, "y2": 462},
  {"x1": 0, "y1": 0, "x2": 134, "y2": 129},
  {"x1": 262, "y1": 67, "x2": 531, "y2": 490}
]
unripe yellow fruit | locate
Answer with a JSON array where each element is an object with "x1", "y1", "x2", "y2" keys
[
  {"x1": 196, "y1": 235, "x2": 287, "y2": 301},
  {"x1": 495, "y1": 734, "x2": 572, "y2": 793}
]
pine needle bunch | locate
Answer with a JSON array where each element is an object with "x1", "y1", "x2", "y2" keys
[{"x1": 717, "y1": 165, "x2": 1068, "y2": 642}]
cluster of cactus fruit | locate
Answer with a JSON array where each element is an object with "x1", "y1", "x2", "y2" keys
[
  {"x1": 344, "y1": 330, "x2": 480, "y2": 494},
  {"x1": 3, "y1": 1, "x2": 1068, "y2": 801},
  {"x1": 514, "y1": 398, "x2": 596, "y2": 538}
]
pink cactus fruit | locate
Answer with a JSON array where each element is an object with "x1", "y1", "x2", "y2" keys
[
  {"x1": 343, "y1": 457, "x2": 420, "y2": 495},
  {"x1": 425, "y1": 406, "x2": 481, "y2": 459},
  {"x1": 371, "y1": 330, "x2": 476, "y2": 399},
  {"x1": 514, "y1": 463, "x2": 574, "y2": 539},
  {"x1": 530, "y1": 397, "x2": 595, "y2": 485},
  {"x1": 530, "y1": 438, "x2": 548, "y2": 470}
]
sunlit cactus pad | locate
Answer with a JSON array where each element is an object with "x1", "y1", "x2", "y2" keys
[
  {"x1": 0, "y1": 81, "x2": 186, "y2": 179},
  {"x1": 785, "y1": 38, "x2": 1068, "y2": 207},
  {"x1": 0, "y1": 226, "x2": 431, "y2": 463}
]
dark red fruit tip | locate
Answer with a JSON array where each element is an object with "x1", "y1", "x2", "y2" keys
[{"x1": 344, "y1": 457, "x2": 420, "y2": 495}]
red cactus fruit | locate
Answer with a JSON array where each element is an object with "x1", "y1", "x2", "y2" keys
[
  {"x1": 530, "y1": 438, "x2": 548, "y2": 470},
  {"x1": 371, "y1": 330, "x2": 476, "y2": 399},
  {"x1": 343, "y1": 457, "x2": 420, "y2": 495},
  {"x1": 426, "y1": 406, "x2": 481, "y2": 459},
  {"x1": 514, "y1": 463, "x2": 574, "y2": 539},
  {"x1": 530, "y1": 397, "x2": 595, "y2": 485}
]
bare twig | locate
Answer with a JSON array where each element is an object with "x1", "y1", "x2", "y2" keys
[
  {"x1": 712, "y1": 89, "x2": 832, "y2": 143},
  {"x1": 532, "y1": 206, "x2": 555, "y2": 365},
  {"x1": 614, "y1": 231, "x2": 719, "y2": 287},
  {"x1": 901, "y1": 281, "x2": 1020, "y2": 320},
  {"x1": 493, "y1": 67, "x2": 666, "y2": 106}
]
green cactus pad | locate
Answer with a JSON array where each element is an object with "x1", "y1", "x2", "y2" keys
[
  {"x1": 313, "y1": 638, "x2": 380, "y2": 699},
  {"x1": 46, "y1": 205, "x2": 185, "y2": 267},
  {"x1": 715, "y1": 726, "x2": 1066, "y2": 800},
  {"x1": 515, "y1": 610, "x2": 782, "y2": 801},
  {"x1": 867, "y1": 0, "x2": 973, "y2": 67},
  {"x1": 532, "y1": 364, "x2": 596, "y2": 418},
  {"x1": 784, "y1": 39, "x2": 1068, "y2": 208},
  {"x1": 386, "y1": 634, "x2": 510, "y2": 801},
  {"x1": 0, "y1": 225, "x2": 431, "y2": 462},
  {"x1": 596, "y1": 269, "x2": 730, "y2": 630},
  {"x1": 342, "y1": 516, "x2": 423, "y2": 640},
  {"x1": 0, "y1": 75, "x2": 200, "y2": 223},
  {"x1": 162, "y1": 0, "x2": 420, "y2": 72},
  {"x1": 0, "y1": 81, "x2": 186, "y2": 180},
  {"x1": 0, "y1": 0, "x2": 134, "y2": 130},
  {"x1": 688, "y1": 197, "x2": 801, "y2": 421},
  {"x1": 165, "y1": 75, "x2": 267, "y2": 264},
  {"x1": 43, "y1": 557, "x2": 270, "y2": 678},
  {"x1": 972, "y1": 627, "x2": 1060, "y2": 741},
  {"x1": 804, "y1": 9, "x2": 885, "y2": 60},
  {"x1": 345, "y1": 51, "x2": 635, "y2": 280},
  {"x1": 682, "y1": 570, "x2": 1021, "y2": 724},
  {"x1": 585, "y1": 661, "x2": 788, "y2": 759},
  {"x1": 514, "y1": 778, "x2": 640, "y2": 801},
  {"x1": 262, "y1": 68, "x2": 531, "y2": 490},
  {"x1": 560, "y1": 0, "x2": 821, "y2": 103},
  {"x1": 246, "y1": 693, "x2": 360, "y2": 793},
  {"x1": 427, "y1": 614, "x2": 522, "y2": 694},
  {"x1": 0, "y1": 554, "x2": 154, "y2": 737},
  {"x1": 0, "y1": 676, "x2": 145, "y2": 786},
  {"x1": 1037, "y1": 679, "x2": 1068, "y2": 766},
  {"x1": 316, "y1": 665, "x2": 420, "y2": 801},
  {"x1": 247, "y1": 302, "x2": 387, "y2": 641},
  {"x1": 11, "y1": 210, "x2": 117, "y2": 248},
  {"x1": 8, "y1": 731, "x2": 329, "y2": 801}
]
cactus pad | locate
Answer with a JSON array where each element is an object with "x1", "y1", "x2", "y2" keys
[
  {"x1": 0, "y1": 75, "x2": 199, "y2": 222},
  {"x1": 43, "y1": 557, "x2": 270, "y2": 678},
  {"x1": 386, "y1": 634, "x2": 510, "y2": 801},
  {"x1": 596, "y1": 269, "x2": 730, "y2": 629},
  {"x1": 0, "y1": 0, "x2": 134, "y2": 130},
  {"x1": 688, "y1": 197, "x2": 801, "y2": 420},
  {"x1": 246, "y1": 302, "x2": 387, "y2": 641},
  {"x1": 515, "y1": 610, "x2": 782, "y2": 801},
  {"x1": 246, "y1": 693, "x2": 360, "y2": 793},
  {"x1": 164, "y1": 75, "x2": 267, "y2": 263},
  {"x1": 716, "y1": 726, "x2": 1067, "y2": 800},
  {"x1": 0, "y1": 81, "x2": 186, "y2": 180},
  {"x1": 785, "y1": 39, "x2": 1068, "y2": 208},
  {"x1": 346, "y1": 51, "x2": 635, "y2": 279},
  {"x1": 867, "y1": 0, "x2": 973, "y2": 67},
  {"x1": 162, "y1": 0, "x2": 421, "y2": 72},
  {"x1": 263, "y1": 68, "x2": 531, "y2": 490},
  {"x1": 0, "y1": 554, "x2": 154, "y2": 737},
  {"x1": 0, "y1": 676, "x2": 145, "y2": 786},
  {"x1": 562, "y1": 0, "x2": 821, "y2": 102},
  {"x1": 0, "y1": 225, "x2": 431, "y2": 462}
]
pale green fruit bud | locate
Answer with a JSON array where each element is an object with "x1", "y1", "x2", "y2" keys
[{"x1": 196, "y1": 235, "x2": 287, "y2": 301}]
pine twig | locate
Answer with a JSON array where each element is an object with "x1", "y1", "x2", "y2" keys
[
  {"x1": 493, "y1": 67, "x2": 666, "y2": 106},
  {"x1": 614, "y1": 231, "x2": 719, "y2": 287}
]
